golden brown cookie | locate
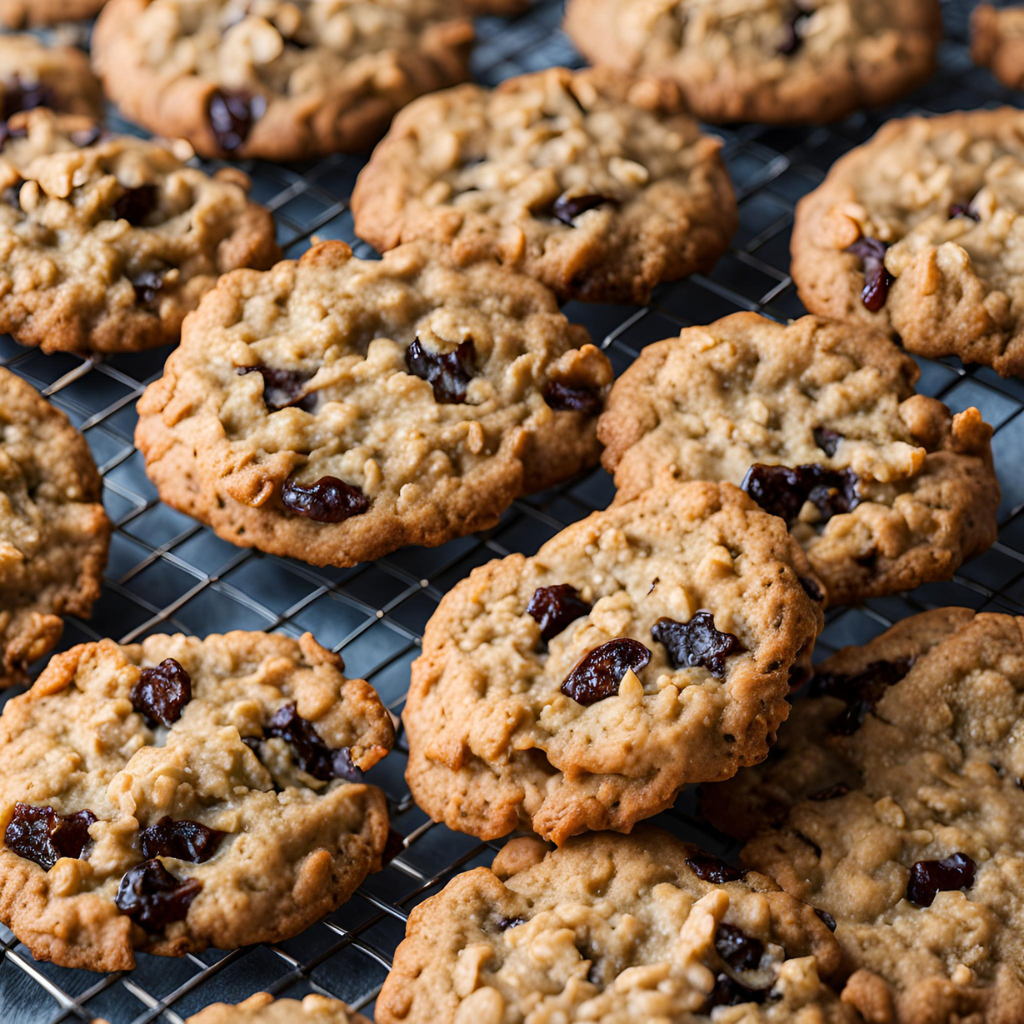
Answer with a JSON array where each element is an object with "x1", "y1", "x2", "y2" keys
[
  {"x1": 0, "y1": 0, "x2": 106, "y2": 26},
  {"x1": 188, "y1": 994, "x2": 369, "y2": 1024},
  {"x1": 971, "y1": 4, "x2": 1024, "y2": 89}
]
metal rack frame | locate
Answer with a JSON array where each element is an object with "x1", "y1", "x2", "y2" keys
[{"x1": 3, "y1": 1, "x2": 1024, "y2": 1019}]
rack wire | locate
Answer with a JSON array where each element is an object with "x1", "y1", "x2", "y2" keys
[{"x1": 2, "y1": 0, "x2": 1024, "y2": 1019}]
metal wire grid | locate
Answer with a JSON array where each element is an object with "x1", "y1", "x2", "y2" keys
[{"x1": 1, "y1": 0, "x2": 1024, "y2": 1019}]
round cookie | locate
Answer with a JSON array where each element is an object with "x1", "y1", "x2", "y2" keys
[
  {"x1": 91, "y1": 0, "x2": 474, "y2": 162},
  {"x1": 350, "y1": 65, "x2": 737, "y2": 305},
  {"x1": 0, "y1": 0, "x2": 106, "y2": 26},
  {"x1": 703, "y1": 608, "x2": 1024, "y2": 1022},
  {"x1": 0, "y1": 368, "x2": 110, "y2": 688},
  {"x1": 189, "y1": 994, "x2": 369, "y2": 1024},
  {"x1": 563, "y1": 0, "x2": 941, "y2": 125},
  {"x1": 972, "y1": 4, "x2": 1024, "y2": 90},
  {"x1": 598, "y1": 313, "x2": 1000, "y2": 608},
  {"x1": 0, "y1": 108, "x2": 280, "y2": 355},
  {"x1": 403, "y1": 480, "x2": 825, "y2": 845},
  {"x1": 377, "y1": 828, "x2": 857, "y2": 1024},
  {"x1": 0, "y1": 631, "x2": 394, "y2": 972},
  {"x1": 134, "y1": 240, "x2": 612, "y2": 569},
  {"x1": 791, "y1": 107, "x2": 1024, "y2": 378},
  {"x1": 0, "y1": 34, "x2": 103, "y2": 120}
]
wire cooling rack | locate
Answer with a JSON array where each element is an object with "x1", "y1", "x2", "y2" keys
[{"x1": 3, "y1": 1, "x2": 1024, "y2": 1020}]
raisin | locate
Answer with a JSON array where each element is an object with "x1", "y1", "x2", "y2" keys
[
  {"x1": 115, "y1": 859, "x2": 201, "y2": 932},
  {"x1": 741, "y1": 463, "x2": 859, "y2": 524},
  {"x1": 552, "y1": 193, "x2": 615, "y2": 225},
  {"x1": 814, "y1": 907, "x2": 838, "y2": 932},
  {"x1": 813, "y1": 427, "x2": 841, "y2": 458},
  {"x1": 405, "y1": 338, "x2": 475, "y2": 404},
  {"x1": 949, "y1": 202, "x2": 980, "y2": 222},
  {"x1": 381, "y1": 827, "x2": 405, "y2": 867},
  {"x1": 132, "y1": 269, "x2": 165, "y2": 305},
  {"x1": 208, "y1": 88, "x2": 266, "y2": 152},
  {"x1": 265, "y1": 702, "x2": 364, "y2": 783},
  {"x1": 810, "y1": 656, "x2": 914, "y2": 735},
  {"x1": 560, "y1": 638, "x2": 651, "y2": 706},
  {"x1": 685, "y1": 852, "x2": 745, "y2": 884},
  {"x1": 4, "y1": 803, "x2": 96, "y2": 870},
  {"x1": 651, "y1": 611, "x2": 743, "y2": 678},
  {"x1": 69, "y1": 125, "x2": 103, "y2": 148},
  {"x1": 809, "y1": 783, "x2": 850, "y2": 801},
  {"x1": 777, "y1": 3, "x2": 812, "y2": 54},
  {"x1": 906, "y1": 853, "x2": 976, "y2": 907},
  {"x1": 281, "y1": 476, "x2": 370, "y2": 523},
  {"x1": 2, "y1": 176, "x2": 22, "y2": 210},
  {"x1": 1, "y1": 77, "x2": 55, "y2": 119},
  {"x1": 543, "y1": 380, "x2": 602, "y2": 417},
  {"x1": 497, "y1": 915, "x2": 526, "y2": 930},
  {"x1": 846, "y1": 237, "x2": 893, "y2": 313},
  {"x1": 706, "y1": 972, "x2": 769, "y2": 1008},
  {"x1": 798, "y1": 575, "x2": 824, "y2": 602},
  {"x1": 130, "y1": 658, "x2": 192, "y2": 727},
  {"x1": 113, "y1": 185, "x2": 158, "y2": 226},
  {"x1": 237, "y1": 365, "x2": 316, "y2": 412},
  {"x1": 140, "y1": 817, "x2": 225, "y2": 864},
  {"x1": 527, "y1": 584, "x2": 591, "y2": 643},
  {"x1": 715, "y1": 923, "x2": 764, "y2": 971}
]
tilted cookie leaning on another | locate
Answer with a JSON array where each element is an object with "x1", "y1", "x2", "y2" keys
[
  {"x1": 135, "y1": 240, "x2": 612, "y2": 568},
  {"x1": 351, "y1": 65, "x2": 737, "y2": 304},
  {"x1": 599, "y1": 313, "x2": 1000, "y2": 607},
  {"x1": 0, "y1": 631, "x2": 394, "y2": 971},
  {"x1": 703, "y1": 608, "x2": 1024, "y2": 1022},
  {"x1": 403, "y1": 480, "x2": 824, "y2": 845},
  {"x1": 792, "y1": 106, "x2": 1024, "y2": 378},
  {"x1": 0, "y1": 108, "x2": 280, "y2": 355},
  {"x1": 377, "y1": 828, "x2": 857, "y2": 1023},
  {"x1": 0, "y1": 368, "x2": 111, "y2": 688}
]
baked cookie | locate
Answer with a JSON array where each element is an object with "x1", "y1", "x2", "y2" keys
[
  {"x1": 189, "y1": 994, "x2": 368, "y2": 1024},
  {"x1": 135, "y1": 240, "x2": 612, "y2": 568},
  {"x1": 0, "y1": 34, "x2": 103, "y2": 120},
  {"x1": 563, "y1": 0, "x2": 941, "y2": 125},
  {"x1": 0, "y1": 0, "x2": 106, "y2": 27},
  {"x1": 0, "y1": 631, "x2": 394, "y2": 972},
  {"x1": 972, "y1": 4, "x2": 1024, "y2": 89},
  {"x1": 792, "y1": 107, "x2": 1024, "y2": 378},
  {"x1": 0, "y1": 108, "x2": 280, "y2": 355},
  {"x1": 704, "y1": 608, "x2": 1024, "y2": 1022},
  {"x1": 377, "y1": 828, "x2": 857, "y2": 1024},
  {"x1": 0, "y1": 368, "x2": 110, "y2": 688},
  {"x1": 599, "y1": 313, "x2": 1000, "y2": 608},
  {"x1": 403, "y1": 480, "x2": 824, "y2": 845},
  {"x1": 350, "y1": 66, "x2": 737, "y2": 304},
  {"x1": 92, "y1": 0, "x2": 474, "y2": 162}
]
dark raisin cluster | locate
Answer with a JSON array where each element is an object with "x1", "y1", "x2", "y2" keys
[
  {"x1": 259, "y1": 702, "x2": 365, "y2": 783},
  {"x1": 560, "y1": 638, "x2": 651, "y2": 706},
  {"x1": 905, "y1": 853, "x2": 976, "y2": 907},
  {"x1": 4, "y1": 803, "x2": 96, "y2": 870},
  {"x1": 527, "y1": 584, "x2": 591, "y2": 643},
  {"x1": 552, "y1": 193, "x2": 614, "y2": 225},
  {"x1": 405, "y1": 338, "x2": 475, "y2": 403},
  {"x1": 130, "y1": 658, "x2": 193, "y2": 727},
  {"x1": 208, "y1": 89, "x2": 266, "y2": 152},
  {"x1": 281, "y1": 476, "x2": 370, "y2": 523},
  {"x1": 651, "y1": 611, "x2": 743, "y2": 678},
  {"x1": 115, "y1": 859, "x2": 201, "y2": 932},
  {"x1": 809, "y1": 656, "x2": 914, "y2": 735},
  {"x1": 741, "y1": 463, "x2": 860, "y2": 524},
  {"x1": 238, "y1": 364, "x2": 317, "y2": 412},
  {"x1": 846, "y1": 237, "x2": 893, "y2": 312}
]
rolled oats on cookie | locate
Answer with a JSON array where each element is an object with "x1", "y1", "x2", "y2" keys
[
  {"x1": 377, "y1": 828, "x2": 857, "y2": 1023},
  {"x1": 0, "y1": 34, "x2": 102, "y2": 120},
  {"x1": 188, "y1": 994, "x2": 369, "y2": 1024},
  {"x1": 599, "y1": 313, "x2": 1000, "y2": 607},
  {"x1": 792, "y1": 107, "x2": 1024, "y2": 378},
  {"x1": 135, "y1": 240, "x2": 612, "y2": 568},
  {"x1": 403, "y1": 480, "x2": 825, "y2": 845},
  {"x1": 0, "y1": 630, "x2": 394, "y2": 972},
  {"x1": 705, "y1": 608, "x2": 1024, "y2": 1023},
  {"x1": 564, "y1": 0, "x2": 941, "y2": 125},
  {"x1": 350, "y1": 65, "x2": 737, "y2": 304},
  {"x1": 0, "y1": 108, "x2": 280, "y2": 355},
  {"x1": 0, "y1": 368, "x2": 110, "y2": 688},
  {"x1": 92, "y1": 0, "x2": 474, "y2": 162}
]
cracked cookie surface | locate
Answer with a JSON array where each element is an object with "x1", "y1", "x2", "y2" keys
[
  {"x1": 0, "y1": 0, "x2": 106, "y2": 26},
  {"x1": 403, "y1": 481, "x2": 824, "y2": 845},
  {"x1": 599, "y1": 313, "x2": 1000, "y2": 607},
  {"x1": 189, "y1": 994, "x2": 369, "y2": 1024},
  {"x1": 350, "y1": 65, "x2": 737, "y2": 304},
  {"x1": 792, "y1": 107, "x2": 1024, "y2": 378},
  {"x1": 135, "y1": 240, "x2": 611, "y2": 569},
  {"x1": 972, "y1": 4, "x2": 1024, "y2": 89},
  {"x1": 377, "y1": 828, "x2": 856, "y2": 1024},
  {"x1": 0, "y1": 630, "x2": 394, "y2": 972},
  {"x1": 0, "y1": 368, "x2": 110, "y2": 688},
  {"x1": 92, "y1": 0, "x2": 474, "y2": 162},
  {"x1": 704, "y1": 608, "x2": 1024, "y2": 1023},
  {"x1": 0, "y1": 108, "x2": 280, "y2": 355},
  {"x1": 0, "y1": 34, "x2": 102, "y2": 119},
  {"x1": 563, "y1": 0, "x2": 940, "y2": 125}
]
